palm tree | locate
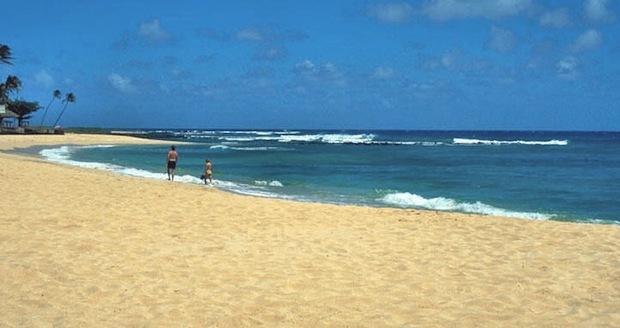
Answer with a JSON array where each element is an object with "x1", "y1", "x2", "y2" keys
[
  {"x1": 0, "y1": 44, "x2": 12, "y2": 65},
  {"x1": 5, "y1": 75, "x2": 22, "y2": 90},
  {"x1": 0, "y1": 75, "x2": 22, "y2": 103},
  {"x1": 39, "y1": 89, "x2": 62, "y2": 127},
  {"x1": 53, "y1": 92, "x2": 76, "y2": 127}
]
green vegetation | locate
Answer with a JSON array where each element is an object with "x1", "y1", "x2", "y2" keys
[
  {"x1": 1, "y1": 43, "x2": 76, "y2": 130},
  {"x1": 0, "y1": 75, "x2": 22, "y2": 104},
  {"x1": 0, "y1": 44, "x2": 12, "y2": 65},
  {"x1": 7, "y1": 100, "x2": 41, "y2": 126}
]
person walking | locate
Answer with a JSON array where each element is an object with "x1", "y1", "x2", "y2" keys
[
  {"x1": 203, "y1": 159, "x2": 213, "y2": 185},
  {"x1": 167, "y1": 146, "x2": 178, "y2": 181}
]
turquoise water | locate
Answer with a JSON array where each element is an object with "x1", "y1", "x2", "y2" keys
[{"x1": 41, "y1": 130, "x2": 620, "y2": 223}]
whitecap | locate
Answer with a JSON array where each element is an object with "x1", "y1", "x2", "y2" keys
[
  {"x1": 110, "y1": 130, "x2": 148, "y2": 135},
  {"x1": 276, "y1": 133, "x2": 376, "y2": 144},
  {"x1": 254, "y1": 180, "x2": 284, "y2": 187},
  {"x1": 453, "y1": 138, "x2": 568, "y2": 146},
  {"x1": 379, "y1": 192, "x2": 553, "y2": 220},
  {"x1": 231, "y1": 146, "x2": 284, "y2": 151}
]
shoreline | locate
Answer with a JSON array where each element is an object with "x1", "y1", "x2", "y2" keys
[
  {"x1": 9, "y1": 136, "x2": 615, "y2": 225},
  {"x1": 3, "y1": 133, "x2": 618, "y2": 225},
  {"x1": 1, "y1": 133, "x2": 618, "y2": 228},
  {"x1": 1, "y1": 133, "x2": 619, "y2": 326}
]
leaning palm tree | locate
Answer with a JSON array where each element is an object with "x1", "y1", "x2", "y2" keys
[
  {"x1": 52, "y1": 92, "x2": 76, "y2": 127},
  {"x1": 39, "y1": 89, "x2": 62, "y2": 126},
  {"x1": 0, "y1": 44, "x2": 12, "y2": 65}
]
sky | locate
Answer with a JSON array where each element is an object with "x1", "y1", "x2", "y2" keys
[{"x1": 2, "y1": 0, "x2": 620, "y2": 130}]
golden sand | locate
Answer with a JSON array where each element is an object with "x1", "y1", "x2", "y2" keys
[{"x1": 0, "y1": 134, "x2": 619, "y2": 327}]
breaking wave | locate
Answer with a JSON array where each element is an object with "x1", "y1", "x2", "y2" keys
[
  {"x1": 254, "y1": 180, "x2": 284, "y2": 187},
  {"x1": 216, "y1": 133, "x2": 444, "y2": 146},
  {"x1": 453, "y1": 138, "x2": 568, "y2": 146},
  {"x1": 209, "y1": 144, "x2": 287, "y2": 151},
  {"x1": 379, "y1": 192, "x2": 553, "y2": 220}
]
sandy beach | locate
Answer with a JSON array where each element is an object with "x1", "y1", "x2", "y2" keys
[{"x1": 0, "y1": 134, "x2": 618, "y2": 327}]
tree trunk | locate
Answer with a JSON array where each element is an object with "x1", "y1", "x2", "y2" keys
[
  {"x1": 39, "y1": 97, "x2": 55, "y2": 127},
  {"x1": 53, "y1": 101, "x2": 69, "y2": 127}
]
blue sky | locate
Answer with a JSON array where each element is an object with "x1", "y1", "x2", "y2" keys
[{"x1": 2, "y1": 0, "x2": 619, "y2": 130}]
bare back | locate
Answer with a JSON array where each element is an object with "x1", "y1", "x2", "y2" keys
[{"x1": 167, "y1": 150, "x2": 178, "y2": 162}]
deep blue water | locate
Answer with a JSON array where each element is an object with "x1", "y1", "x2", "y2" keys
[{"x1": 42, "y1": 130, "x2": 620, "y2": 223}]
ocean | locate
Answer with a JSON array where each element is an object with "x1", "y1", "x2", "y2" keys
[{"x1": 40, "y1": 130, "x2": 620, "y2": 224}]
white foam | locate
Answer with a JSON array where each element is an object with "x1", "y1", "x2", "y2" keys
[
  {"x1": 214, "y1": 180, "x2": 291, "y2": 198},
  {"x1": 279, "y1": 133, "x2": 376, "y2": 144},
  {"x1": 210, "y1": 144, "x2": 285, "y2": 151},
  {"x1": 380, "y1": 141, "x2": 444, "y2": 146},
  {"x1": 219, "y1": 136, "x2": 259, "y2": 142},
  {"x1": 233, "y1": 146, "x2": 284, "y2": 151},
  {"x1": 213, "y1": 130, "x2": 300, "y2": 135},
  {"x1": 39, "y1": 145, "x2": 202, "y2": 183},
  {"x1": 380, "y1": 192, "x2": 553, "y2": 220},
  {"x1": 110, "y1": 130, "x2": 148, "y2": 135},
  {"x1": 453, "y1": 138, "x2": 568, "y2": 146},
  {"x1": 222, "y1": 133, "x2": 377, "y2": 144},
  {"x1": 217, "y1": 133, "x2": 446, "y2": 146},
  {"x1": 39, "y1": 145, "x2": 287, "y2": 199},
  {"x1": 254, "y1": 180, "x2": 284, "y2": 187}
]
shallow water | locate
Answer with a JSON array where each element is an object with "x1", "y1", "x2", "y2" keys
[{"x1": 41, "y1": 130, "x2": 620, "y2": 223}]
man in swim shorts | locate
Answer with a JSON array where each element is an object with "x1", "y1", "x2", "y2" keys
[{"x1": 167, "y1": 146, "x2": 178, "y2": 181}]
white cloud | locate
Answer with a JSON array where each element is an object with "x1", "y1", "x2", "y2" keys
[
  {"x1": 138, "y1": 19, "x2": 170, "y2": 42},
  {"x1": 422, "y1": 0, "x2": 532, "y2": 20},
  {"x1": 254, "y1": 45, "x2": 287, "y2": 61},
  {"x1": 539, "y1": 8, "x2": 570, "y2": 28},
  {"x1": 108, "y1": 73, "x2": 137, "y2": 93},
  {"x1": 421, "y1": 50, "x2": 493, "y2": 74},
  {"x1": 373, "y1": 66, "x2": 395, "y2": 79},
  {"x1": 237, "y1": 28, "x2": 263, "y2": 41},
  {"x1": 407, "y1": 81, "x2": 436, "y2": 99},
  {"x1": 294, "y1": 60, "x2": 346, "y2": 86},
  {"x1": 421, "y1": 52, "x2": 457, "y2": 70},
  {"x1": 295, "y1": 59, "x2": 316, "y2": 71},
  {"x1": 487, "y1": 26, "x2": 517, "y2": 53},
  {"x1": 571, "y1": 29, "x2": 602, "y2": 52},
  {"x1": 584, "y1": 0, "x2": 615, "y2": 22},
  {"x1": 235, "y1": 26, "x2": 307, "y2": 43},
  {"x1": 323, "y1": 62, "x2": 337, "y2": 73},
  {"x1": 368, "y1": 2, "x2": 414, "y2": 23},
  {"x1": 556, "y1": 56, "x2": 578, "y2": 80},
  {"x1": 235, "y1": 26, "x2": 305, "y2": 61},
  {"x1": 34, "y1": 70, "x2": 55, "y2": 88},
  {"x1": 440, "y1": 52, "x2": 457, "y2": 68}
]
